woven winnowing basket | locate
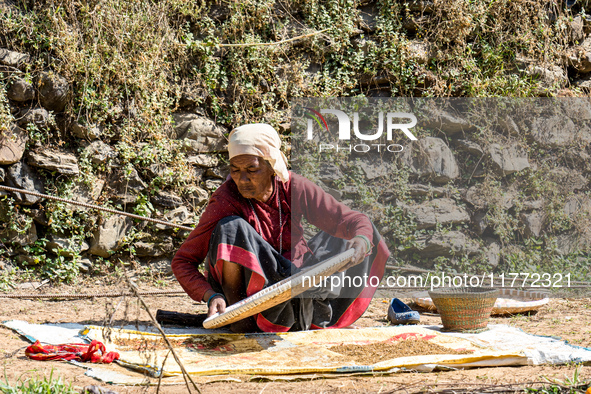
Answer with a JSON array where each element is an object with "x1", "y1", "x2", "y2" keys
[
  {"x1": 428, "y1": 287, "x2": 499, "y2": 332},
  {"x1": 203, "y1": 248, "x2": 355, "y2": 329}
]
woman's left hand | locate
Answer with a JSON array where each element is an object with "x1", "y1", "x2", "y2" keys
[{"x1": 341, "y1": 236, "x2": 369, "y2": 271}]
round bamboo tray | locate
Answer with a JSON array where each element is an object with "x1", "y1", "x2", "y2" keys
[
  {"x1": 203, "y1": 248, "x2": 355, "y2": 329},
  {"x1": 428, "y1": 287, "x2": 499, "y2": 332}
]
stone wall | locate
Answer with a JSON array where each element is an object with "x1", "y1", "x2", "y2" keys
[
  {"x1": 297, "y1": 99, "x2": 591, "y2": 276},
  {"x1": 1, "y1": 0, "x2": 590, "y2": 280}
]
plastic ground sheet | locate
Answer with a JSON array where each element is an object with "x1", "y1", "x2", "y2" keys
[{"x1": 3, "y1": 320, "x2": 591, "y2": 385}]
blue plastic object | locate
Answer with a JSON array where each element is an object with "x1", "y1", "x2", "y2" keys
[{"x1": 387, "y1": 298, "x2": 420, "y2": 325}]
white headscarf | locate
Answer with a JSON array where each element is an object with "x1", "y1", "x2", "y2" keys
[{"x1": 228, "y1": 123, "x2": 289, "y2": 182}]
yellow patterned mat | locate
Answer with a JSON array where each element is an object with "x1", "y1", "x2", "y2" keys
[{"x1": 82, "y1": 325, "x2": 525, "y2": 378}]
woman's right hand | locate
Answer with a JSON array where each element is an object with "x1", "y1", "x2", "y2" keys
[
  {"x1": 207, "y1": 296, "x2": 227, "y2": 317},
  {"x1": 204, "y1": 290, "x2": 227, "y2": 317}
]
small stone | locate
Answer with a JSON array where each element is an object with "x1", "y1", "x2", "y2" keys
[
  {"x1": 27, "y1": 149, "x2": 79, "y2": 175},
  {"x1": 523, "y1": 200, "x2": 544, "y2": 210},
  {"x1": 483, "y1": 239, "x2": 501, "y2": 267},
  {"x1": 7, "y1": 78, "x2": 35, "y2": 102},
  {"x1": 5, "y1": 161, "x2": 45, "y2": 205},
  {"x1": 70, "y1": 178, "x2": 105, "y2": 211},
  {"x1": 151, "y1": 191, "x2": 183, "y2": 209},
  {"x1": 420, "y1": 106, "x2": 476, "y2": 136},
  {"x1": 187, "y1": 154, "x2": 220, "y2": 167},
  {"x1": 404, "y1": 198, "x2": 470, "y2": 230},
  {"x1": 573, "y1": 74, "x2": 591, "y2": 90},
  {"x1": 17, "y1": 254, "x2": 42, "y2": 265},
  {"x1": 567, "y1": 36, "x2": 591, "y2": 73},
  {"x1": 77, "y1": 258, "x2": 94, "y2": 274},
  {"x1": 568, "y1": 16, "x2": 585, "y2": 44},
  {"x1": 110, "y1": 167, "x2": 147, "y2": 194},
  {"x1": 359, "y1": 4, "x2": 378, "y2": 32},
  {"x1": 106, "y1": 167, "x2": 147, "y2": 205},
  {"x1": 18, "y1": 107, "x2": 50, "y2": 130},
  {"x1": 186, "y1": 187, "x2": 209, "y2": 207},
  {"x1": 146, "y1": 257, "x2": 173, "y2": 275},
  {"x1": 578, "y1": 123, "x2": 591, "y2": 146},
  {"x1": 527, "y1": 65, "x2": 568, "y2": 88},
  {"x1": 488, "y1": 143, "x2": 530, "y2": 175},
  {"x1": 81, "y1": 384, "x2": 119, "y2": 394},
  {"x1": 173, "y1": 113, "x2": 227, "y2": 153},
  {"x1": 498, "y1": 115, "x2": 520, "y2": 136},
  {"x1": 463, "y1": 185, "x2": 515, "y2": 210},
  {"x1": 154, "y1": 206, "x2": 194, "y2": 231},
  {"x1": 472, "y1": 210, "x2": 489, "y2": 236},
  {"x1": 318, "y1": 180, "x2": 343, "y2": 201},
  {"x1": 145, "y1": 163, "x2": 171, "y2": 178},
  {"x1": 88, "y1": 216, "x2": 133, "y2": 258},
  {"x1": 530, "y1": 116, "x2": 577, "y2": 148},
  {"x1": 133, "y1": 236, "x2": 174, "y2": 257},
  {"x1": 548, "y1": 167, "x2": 587, "y2": 192},
  {"x1": 455, "y1": 139, "x2": 483, "y2": 156},
  {"x1": 0, "y1": 48, "x2": 30, "y2": 68},
  {"x1": 560, "y1": 98, "x2": 591, "y2": 120},
  {"x1": 358, "y1": 159, "x2": 392, "y2": 180},
  {"x1": 204, "y1": 179, "x2": 222, "y2": 190},
  {"x1": 84, "y1": 141, "x2": 116, "y2": 165},
  {"x1": 0, "y1": 125, "x2": 28, "y2": 165},
  {"x1": 564, "y1": 195, "x2": 591, "y2": 219},
  {"x1": 71, "y1": 123, "x2": 101, "y2": 140},
  {"x1": 520, "y1": 211, "x2": 545, "y2": 238},
  {"x1": 193, "y1": 166, "x2": 205, "y2": 181},
  {"x1": 205, "y1": 165, "x2": 229, "y2": 179},
  {"x1": 405, "y1": 0, "x2": 434, "y2": 12},
  {"x1": 402, "y1": 137, "x2": 460, "y2": 184},
  {"x1": 408, "y1": 40, "x2": 433, "y2": 64},
  {"x1": 408, "y1": 184, "x2": 447, "y2": 197},
  {"x1": 27, "y1": 208, "x2": 50, "y2": 226},
  {"x1": 318, "y1": 163, "x2": 343, "y2": 186},
  {"x1": 410, "y1": 231, "x2": 478, "y2": 258},
  {"x1": 45, "y1": 234, "x2": 89, "y2": 257},
  {"x1": 341, "y1": 185, "x2": 359, "y2": 199},
  {"x1": 37, "y1": 72, "x2": 69, "y2": 112},
  {"x1": 1, "y1": 222, "x2": 37, "y2": 247},
  {"x1": 551, "y1": 234, "x2": 580, "y2": 255}
]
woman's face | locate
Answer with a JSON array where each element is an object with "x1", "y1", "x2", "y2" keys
[{"x1": 229, "y1": 154, "x2": 275, "y2": 202}]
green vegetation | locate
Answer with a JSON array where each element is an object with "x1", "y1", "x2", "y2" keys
[
  {"x1": 1, "y1": 0, "x2": 573, "y2": 132},
  {"x1": 527, "y1": 364, "x2": 590, "y2": 393},
  {"x1": 0, "y1": 369, "x2": 77, "y2": 394},
  {"x1": 0, "y1": 82, "x2": 13, "y2": 137}
]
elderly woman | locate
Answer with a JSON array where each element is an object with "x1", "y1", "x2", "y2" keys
[{"x1": 172, "y1": 124, "x2": 389, "y2": 332}]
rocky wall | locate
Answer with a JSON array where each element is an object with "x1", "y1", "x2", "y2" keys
[{"x1": 0, "y1": 0, "x2": 590, "y2": 282}]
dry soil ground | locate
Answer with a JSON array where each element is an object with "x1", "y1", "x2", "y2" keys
[{"x1": 1, "y1": 277, "x2": 590, "y2": 394}]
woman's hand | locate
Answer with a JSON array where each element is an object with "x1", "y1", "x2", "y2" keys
[
  {"x1": 204, "y1": 290, "x2": 227, "y2": 317},
  {"x1": 341, "y1": 236, "x2": 370, "y2": 271},
  {"x1": 208, "y1": 296, "x2": 226, "y2": 317}
]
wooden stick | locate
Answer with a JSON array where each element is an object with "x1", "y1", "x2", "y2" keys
[{"x1": 119, "y1": 262, "x2": 201, "y2": 394}]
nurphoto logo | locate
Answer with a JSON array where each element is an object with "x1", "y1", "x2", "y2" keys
[{"x1": 297, "y1": 105, "x2": 418, "y2": 153}]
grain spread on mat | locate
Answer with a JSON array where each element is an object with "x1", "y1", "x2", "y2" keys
[
  {"x1": 330, "y1": 339, "x2": 472, "y2": 365},
  {"x1": 113, "y1": 337, "x2": 186, "y2": 351}
]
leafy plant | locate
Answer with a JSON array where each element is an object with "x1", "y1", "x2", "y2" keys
[
  {"x1": 0, "y1": 80, "x2": 14, "y2": 137},
  {"x1": 0, "y1": 369, "x2": 77, "y2": 394}
]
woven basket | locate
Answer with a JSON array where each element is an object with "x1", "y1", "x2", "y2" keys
[{"x1": 428, "y1": 287, "x2": 499, "y2": 332}]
